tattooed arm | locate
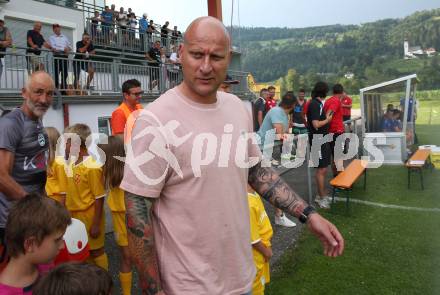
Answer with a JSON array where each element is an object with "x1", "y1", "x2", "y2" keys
[
  {"x1": 248, "y1": 162, "x2": 345, "y2": 257},
  {"x1": 125, "y1": 192, "x2": 164, "y2": 295}
]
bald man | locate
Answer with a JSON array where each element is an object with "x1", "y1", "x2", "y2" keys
[
  {"x1": 0, "y1": 71, "x2": 54, "y2": 254},
  {"x1": 26, "y1": 22, "x2": 52, "y2": 73},
  {"x1": 121, "y1": 17, "x2": 344, "y2": 295}
]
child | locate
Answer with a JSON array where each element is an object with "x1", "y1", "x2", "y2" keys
[
  {"x1": 98, "y1": 136, "x2": 132, "y2": 295},
  {"x1": 64, "y1": 124, "x2": 108, "y2": 270},
  {"x1": 45, "y1": 127, "x2": 68, "y2": 204},
  {"x1": 248, "y1": 185, "x2": 273, "y2": 295},
  {"x1": 0, "y1": 194, "x2": 71, "y2": 294},
  {"x1": 33, "y1": 262, "x2": 113, "y2": 295}
]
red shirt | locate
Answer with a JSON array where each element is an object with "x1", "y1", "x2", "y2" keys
[
  {"x1": 302, "y1": 99, "x2": 311, "y2": 126},
  {"x1": 341, "y1": 96, "x2": 352, "y2": 116},
  {"x1": 324, "y1": 95, "x2": 344, "y2": 134},
  {"x1": 265, "y1": 98, "x2": 277, "y2": 112}
]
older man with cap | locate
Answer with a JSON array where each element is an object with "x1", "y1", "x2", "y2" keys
[
  {"x1": 121, "y1": 16, "x2": 344, "y2": 295},
  {"x1": 0, "y1": 71, "x2": 54, "y2": 261},
  {"x1": 49, "y1": 24, "x2": 71, "y2": 92}
]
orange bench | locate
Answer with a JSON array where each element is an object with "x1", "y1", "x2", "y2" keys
[
  {"x1": 406, "y1": 149, "x2": 432, "y2": 190},
  {"x1": 330, "y1": 159, "x2": 368, "y2": 212}
]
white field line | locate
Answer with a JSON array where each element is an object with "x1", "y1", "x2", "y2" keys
[{"x1": 333, "y1": 197, "x2": 440, "y2": 213}]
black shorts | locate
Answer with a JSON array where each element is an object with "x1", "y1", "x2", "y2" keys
[
  {"x1": 330, "y1": 133, "x2": 344, "y2": 158},
  {"x1": 309, "y1": 135, "x2": 331, "y2": 168}
]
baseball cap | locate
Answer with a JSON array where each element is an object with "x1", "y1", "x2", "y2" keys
[
  {"x1": 143, "y1": 13, "x2": 148, "y2": 18},
  {"x1": 223, "y1": 75, "x2": 239, "y2": 85}
]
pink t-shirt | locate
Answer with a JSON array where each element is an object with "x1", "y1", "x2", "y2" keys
[
  {"x1": 0, "y1": 264, "x2": 53, "y2": 295},
  {"x1": 121, "y1": 87, "x2": 261, "y2": 295}
]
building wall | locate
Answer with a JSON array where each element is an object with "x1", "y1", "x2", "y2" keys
[{"x1": 0, "y1": 0, "x2": 84, "y2": 46}]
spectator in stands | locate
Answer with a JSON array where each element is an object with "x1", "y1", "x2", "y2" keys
[
  {"x1": 307, "y1": 82, "x2": 333, "y2": 209},
  {"x1": 73, "y1": 32, "x2": 96, "y2": 93},
  {"x1": 0, "y1": 19, "x2": 12, "y2": 82},
  {"x1": 145, "y1": 40, "x2": 161, "y2": 90},
  {"x1": 167, "y1": 45, "x2": 181, "y2": 88},
  {"x1": 101, "y1": 6, "x2": 114, "y2": 44},
  {"x1": 139, "y1": 13, "x2": 148, "y2": 51},
  {"x1": 117, "y1": 7, "x2": 128, "y2": 45},
  {"x1": 147, "y1": 20, "x2": 157, "y2": 46},
  {"x1": 171, "y1": 25, "x2": 182, "y2": 45},
  {"x1": 292, "y1": 88, "x2": 308, "y2": 134},
  {"x1": 90, "y1": 11, "x2": 101, "y2": 39},
  {"x1": 265, "y1": 85, "x2": 277, "y2": 112},
  {"x1": 49, "y1": 24, "x2": 71, "y2": 92},
  {"x1": 161, "y1": 21, "x2": 170, "y2": 47},
  {"x1": 26, "y1": 22, "x2": 52, "y2": 73},
  {"x1": 253, "y1": 88, "x2": 268, "y2": 132},
  {"x1": 128, "y1": 7, "x2": 133, "y2": 15},
  {"x1": 128, "y1": 13, "x2": 137, "y2": 45}
]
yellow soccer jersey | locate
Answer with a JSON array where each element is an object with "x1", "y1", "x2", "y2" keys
[
  {"x1": 45, "y1": 156, "x2": 68, "y2": 197},
  {"x1": 107, "y1": 187, "x2": 126, "y2": 212},
  {"x1": 248, "y1": 192, "x2": 273, "y2": 248},
  {"x1": 66, "y1": 157, "x2": 106, "y2": 211}
]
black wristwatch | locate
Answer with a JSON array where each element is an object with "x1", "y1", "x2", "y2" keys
[{"x1": 299, "y1": 206, "x2": 316, "y2": 224}]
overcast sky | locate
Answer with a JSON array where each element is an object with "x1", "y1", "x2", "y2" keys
[{"x1": 111, "y1": 0, "x2": 440, "y2": 30}]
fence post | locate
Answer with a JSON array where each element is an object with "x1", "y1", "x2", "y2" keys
[{"x1": 111, "y1": 59, "x2": 120, "y2": 92}]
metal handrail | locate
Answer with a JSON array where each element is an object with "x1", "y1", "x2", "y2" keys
[{"x1": 0, "y1": 50, "x2": 250, "y2": 97}]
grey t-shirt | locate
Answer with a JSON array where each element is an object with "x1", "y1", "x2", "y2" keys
[{"x1": 0, "y1": 108, "x2": 48, "y2": 227}]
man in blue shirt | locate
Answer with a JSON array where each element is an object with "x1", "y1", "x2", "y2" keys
[
  {"x1": 257, "y1": 92, "x2": 297, "y2": 227},
  {"x1": 139, "y1": 13, "x2": 148, "y2": 51},
  {"x1": 101, "y1": 6, "x2": 113, "y2": 44}
]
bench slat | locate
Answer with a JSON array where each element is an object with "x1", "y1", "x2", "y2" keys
[{"x1": 330, "y1": 159, "x2": 368, "y2": 189}]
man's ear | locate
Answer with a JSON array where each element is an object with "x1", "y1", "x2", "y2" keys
[{"x1": 24, "y1": 236, "x2": 38, "y2": 253}]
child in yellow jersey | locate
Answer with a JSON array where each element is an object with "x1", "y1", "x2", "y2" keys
[
  {"x1": 45, "y1": 127, "x2": 68, "y2": 204},
  {"x1": 98, "y1": 136, "x2": 132, "y2": 295},
  {"x1": 64, "y1": 124, "x2": 108, "y2": 271},
  {"x1": 248, "y1": 185, "x2": 273, "y2": 295}
]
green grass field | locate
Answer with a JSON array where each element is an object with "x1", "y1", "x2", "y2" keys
[{"x1": 266, "y1": 113, "x2": 440, "y2": 294}]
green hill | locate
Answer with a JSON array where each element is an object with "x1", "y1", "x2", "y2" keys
[{"x1": 231, "y1": 8, "x2": 440, "y2": 92}]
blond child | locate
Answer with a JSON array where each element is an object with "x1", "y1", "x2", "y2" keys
[
  {"x1": 64, "y1": 124, "x2": 108, "y2": 271},
  {"x1": 33, "y1": 262, "x2": 113, "y2": 295},
  {"x1": 247, "y1": 185, "x2": 274, "y2": 295},
  {"x1": 98, "y1": 135, "x2": 132, "y2": 295},
  {"x1": 44, "y1": 127, "x2": 68, "y2": 204},
  {"x1": 0, "y1": 194, "x2": 71, "y2": 294}
]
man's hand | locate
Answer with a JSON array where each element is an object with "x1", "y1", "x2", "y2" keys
[
  {"x1": 90, "y1": 222, "x2": 101, "y2": 239},
  {"x1": 307, "y1": 213, "x2": 344, "y2": 257}
]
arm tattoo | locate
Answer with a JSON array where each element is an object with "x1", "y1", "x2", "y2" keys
[
  {"x1": 125, "y1": 192, "x2": 162, "y2": 295},
  {"x1": 248, "y1": 161, "x2": 307, "y2": 218}
]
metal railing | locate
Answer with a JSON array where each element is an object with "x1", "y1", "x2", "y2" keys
[
  {"x1": 0, "y1": 47, "x2": 251, "y2": 98},
  {"x1": 227, "y1": 70, "x2": 252, "y2": 95},
  {"x1": 0, "y1": 49, "x2": 184, "y2": 95},
  {"x1": 85, "y1": 19, "x2": 183, "y2": 53}
]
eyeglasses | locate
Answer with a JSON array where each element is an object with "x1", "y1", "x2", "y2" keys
[{"x1": 130, "y1": 91, "x2": 144, "y2": 97}]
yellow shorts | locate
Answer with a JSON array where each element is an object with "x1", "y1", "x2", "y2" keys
[
  {"x1": 111, "y1": 211, "x2": 128, "y2": 247},
  {"x1": 252, "y1": 250, "x2": 270, "y2": 295},
  {"x1": 47, "y1": 194, "x2": 65, "y2": 204},
  {"x1": 70, "y1": 206, "x2": 105, "y2": 250}
]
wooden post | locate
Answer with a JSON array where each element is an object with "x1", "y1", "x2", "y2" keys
[{"x1": 207, "y1": 0, "x2": 222, "y2": 21}]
